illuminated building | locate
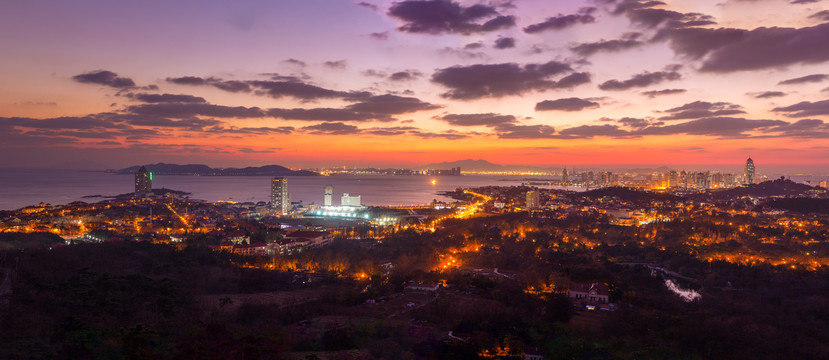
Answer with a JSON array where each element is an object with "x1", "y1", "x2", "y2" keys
[
  {"x1": 324, "y1": 185, "x2": 333, "y2": 206},
  {"x1": 562, "y1": 167, "x2": 569, "y2": 183},
  {"x1": 341, "y1": 193, "x2": 361, "y2": 207},
  {"x1": 134, "y1": 166, "x2": 152, "y2": 193},
  {"x1": 270, "y1": 177, "x2": 290, "y2": 215},
  {"x1": 526, "y1": 190, "x2": 540, "y2": 209},
  {"x1": 744, "y1": 157, "x2": 755, "y2": 185}
]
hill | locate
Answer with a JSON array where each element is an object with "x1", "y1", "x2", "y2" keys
[
  {"x1": 701, "y1": 178, "x2": 816, "y2": 200},
  {"x1": 117, "y1": 163, "x2": 319, "y2": 176}
]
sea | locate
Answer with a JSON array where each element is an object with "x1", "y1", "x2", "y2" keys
[
  {"x1": 0, "y1": 169, "x2": 534, "y2": 211},
  {"x1": 1, "y1": 168, "x2": 825, "y2": 211}
]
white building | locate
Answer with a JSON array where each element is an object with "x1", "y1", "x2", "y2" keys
[
  {"x1": 341, "y1": 193, "x2": 361, "y2": 207},
  {"x1": 324, "y1": 185, "x2": 333, "y2": 206}
]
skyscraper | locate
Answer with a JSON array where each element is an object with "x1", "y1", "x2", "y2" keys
[
  {"x1": 270, "y1": 177, "x2": 290, "y2": 215},
  {"x1": 526, "y1": 190, "x2": 540, "y2": 209},
  {"x1": 744, "y1": 157, "x2": 755, "y2": 185},
  {"x1": 562, "y1": 168, "x2": 569, "y2": 183},
  {"x1": 324, "y1": 185, "x2": 333, "y2": 206},
  {"x1": 135, "y1": 166, "x2": 152, "y2": 193}
]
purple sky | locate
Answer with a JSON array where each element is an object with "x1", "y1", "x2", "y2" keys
[{"x1": 1, "y1": 0, "x2": 829, "y2": 170}]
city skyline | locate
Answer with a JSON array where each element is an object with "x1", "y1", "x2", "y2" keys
[{"x1": 2, "y1": 0, "x2": 829, "y2": 169}]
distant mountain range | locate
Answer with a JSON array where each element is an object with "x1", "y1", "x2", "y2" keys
[{"x1": 116, "y1": 163, "x2": 319, "y2": 176}]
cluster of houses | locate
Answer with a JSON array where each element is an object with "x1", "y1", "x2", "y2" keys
[{"x1": 209, "y1": 230, "x2": 333, "y2": 256}]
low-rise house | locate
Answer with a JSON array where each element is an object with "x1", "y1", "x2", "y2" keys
[{"x1": 569, "y1": 282, "x2": 610, "y2": 303}]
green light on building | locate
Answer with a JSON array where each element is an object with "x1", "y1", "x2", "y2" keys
[{"x1": 150, "y1": 172, "x2": 153, "y2": 181}]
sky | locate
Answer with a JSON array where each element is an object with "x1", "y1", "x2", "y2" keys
[{"x1": 1, "y1": 0, "x2": 829, "y2": 170}]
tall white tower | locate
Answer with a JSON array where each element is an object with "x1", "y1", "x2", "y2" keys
[{"x1": 324, "y1": 185, "x2": 333, "y2": 206}]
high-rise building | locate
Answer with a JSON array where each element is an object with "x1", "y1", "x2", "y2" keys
[
  {"x1": 526, "y1": 190, "x2": 540, "y2": 209},
  {"x1": 562, "y1": 168, "x2": 569, "y2": 183},
  {"x1": 270, "y1": 177, "x2": 290, "y2": 215},
  {"x1": 744, "y1": 157, "x2": 755, "y2": 185},
  {"x1": 341, "y1": 193, "x2": 361, "y2": 207},
  {"x1": 324, "y1": 185, "x2": 333, "y2": 206},
  {"x1": 134, "y1": 166, "x2": 152, "y2": 193}
]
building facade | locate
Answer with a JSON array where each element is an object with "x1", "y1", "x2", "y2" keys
[
  {"x1": 744, "y1": 157, "x2": 755, "y2": 185},
  {"x1": 324, "y1": 185, "x2": 333, "y2": 206},
  {"x1": 270, "y1": 177, "x2": 290, "y2": 215},
  {"x1": 134, "y1": 166, "x2": 152, "y2": 193},
  {"x1": 341, "y1": 193, "x2": 361, "y2": 207},
  {"x1": 526, "y1": 190, "x2": 540, "y2": 209}
]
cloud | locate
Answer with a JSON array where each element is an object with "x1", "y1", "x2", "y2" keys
[
  {"x1": 641, "y1": 88, "x2": 686, "y2": 97},
  {"x1": 599, "y1": 70, "x2": 681, "y2": 91},
  {"x1": 167, "y1": 76, "x2": 251, "y2": 92},
  {"x1": 636, "y1": 117, "x2": 787, "y2": 137},
  {"x1": 72, "y1": 70, "x2": 135, "y2": 88},
  {"x1": 169, "y1": 75, "x2": 366, "y2": 100},
  {"x1": 408, "y1": 129, "x2": 472, "y2": 139},
  {"x1": 208, "y1": 126, "x2": 294, "y2": 135},
  {"x1": 570, "y1": 38, "x2": 643, "y2": 56},
  {"x1": 557, "y1": 124, "x2": 630, "y2": 138},
  {"x1": 535, "y1": 97, "x2": 600, "y2": 111},
  {"x1": 809, "y1": 10, "x2": 829, "y2": 21},
  {"x1": 126, "y1": 103, "x2": 265, "y2": 118},
  {"x1": 362, "y1": 69, "x2": 387, "y2": 78},
  {"x1": 750, "y1": 91, "x2": 786, "y2": 99},
  {"x1": 523, "y1": 13, "x2": 596, "y2": 33},
  {"x1": 778, "y1": 74, "x2": 828, "y2": 85},
  {"x1": 269, "y1": 108, "x2": 386, "y2": 122},
  {"x1": 247, "y1": 80, "x2": 369, "y2": 100},
  {"x1": 387, "y1": 0, "x2": 514, "y2": 35},
  {"x1": 464, "y1": 42, "x2": 484, "y2": 49},
  {"x1": 613, "y1": 1, "x2": 716, "y2": 29},
  {"x1": 493, "y1": 124, "x2": 557, "y2": 139},
  {"x1": 129, "y1": 93, "x2": 207, "y2": 103},
  {"x1": 773, "y1": 99, "x2": 829, "y2": 117},
  {"x1": 663, "y1": 23, "x2": 829, "y2": 72},
  {"x1": 764, "y1": 118, "x2": 829, "y2": 138},
  {"x1": 1, "y1": 116, "x2": 130, "y2": 130},
  {"x1": 494, "y1": 37, "x2": 516, "y2": 49},
  {"x1": 283, "y1": 58, "x2": 307, "y2": 67},
  {"x1": 388, "y1": 70, "x2": 422, "y2": 81},
  {"x1": 123, "y1": 117, "x2": 221, "y2": 131},
  {"x1": 369, "y1": 31, "x2": 390, "y2": 40},
  {"x1": 658, "y1": 100, "x2": 745, "y2": 120},
  {"x1": 439, "y1": 113, "x2": 517, "y2": 126},
  {"x1": 302, "y1": 122, "x2": 360, "y2": 135},
  {"x1": 432, "y1": 61, "x2": 590, "y2": 99},
  {"x1": 345, "y1": 94, "x2": 440, "y2": 114},
  {"x1": 616, "y1": 117, "x2": 651, "y2": 128},
  {"x1": 356, "y1": 1, "x2": 378, "y2": 11},
  {"x1": 324, "y1": 60, "x2": 348, "y2": 69}
]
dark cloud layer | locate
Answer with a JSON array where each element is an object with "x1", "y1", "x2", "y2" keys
[
  {"x1": 439, "y1": 113, "x2": 516, "y2": 126},
  {"x1": 167, "y1": 76, "x2": 370, "y2": 101},
  {"x1": 345, "y1": 94, "x2": 440, "y2": 114},
  {"x1": 432, "y1": 61, "x2": 589, "y2": 99},
  {"x1": 130, "y1": 93, "x2": 207, "y2": 103},
  {"x1": 570, "y1": 38, "x2": 643, "y2": 56},
  {"x1": 658, "y1": 101, "x2": 745, "y2": 120},
  {"x1": 387, "y1": 0, "x2": 515, "y2": 35},
  {"x1": 751, "y1": 91, "x2": 786, "y2": 99},
  {"x1": 523, "y1": 13, "x2": 595, "y2": 33},
  {"x1": 641, "y1": 88, "x2": 686, "y2": 97},
  {"x1": 773, "y1": 99, "x2": 829, "y2": 117},
  {"x1": 778, "y1": 74, "x2": 828, "y2": 85},
  {"x1": 599, "y1": 70, "x2": 681, "y2": 91},
  {"x1": 72, "y1": 70, "x2": 135, "y2": 88},
  {"x1": 494, "y1": 37, "x2": 516, "y2": 49},
  {"x1": 535, "y1": 97, "x2": 600, "y2": 111},
  {"x1": 664, "y1": 23, "x2": 829, "y2": 72}
]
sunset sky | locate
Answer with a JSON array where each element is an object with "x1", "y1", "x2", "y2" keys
[{"x1": 2, "y1": 0, "x2": 829, "y2": 170}]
